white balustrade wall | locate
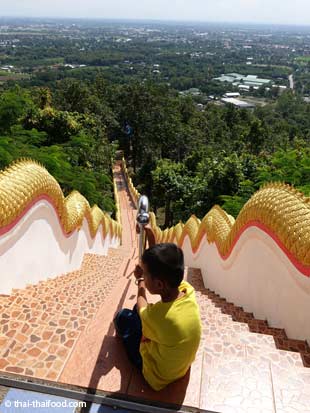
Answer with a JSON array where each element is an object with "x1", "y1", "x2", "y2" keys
[
  {"x1": 0, "y1": 199, "x2": 120, "y2": 295},
  {"x1": 182, "y1": 226, "x2": 310, "y2": 344}
]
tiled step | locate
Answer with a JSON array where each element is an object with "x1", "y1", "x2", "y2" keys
[
  {"x1": 190, "y1": 269, "x2": 310, "y2": 368},
  {"x1": 21, "y1": 251, "x2": 128, "y2": 293},
  {"x1": 200, "y1": 352, "x2": 275, "y2": 413},
  {"x1": 195, "y1": 293, "x2": 277, "y2": 351},
  {"x1": 1, "y1": 250, "x2": 129, "y2": 313},
  {"x1": 187, "y1": 268, "x2": 310, "y2": 412},
  {"x1": 0, "y1": 250, "x2": 131, "y2": 381},
  {"x1": 203, "y1": 339, "x2": 303, "y2": 369},
  {"x1": 202, "y1": 326, "x2": 278, "y2": 350},
  {"x1": 3, "y1": 159, "x2": 310, "y2": 413},
  {"x1": 271, "y1": 363, "x2": 310, "y2": 412},
  {"x1": 200, "y1": 349, "x2": 310, "y2": 413},
  {"x1": 6, "y1": 276, "x2": 109, "y2": 319},
  {"x1": 0, "y1": 162, "x2": 138, "y2": 389},
  {"x1": 58, "y1": 258, "x2": 139, "y2": 393},
  {"x1": 59, "y1": 258, "x2": 203, "y2": 410}
]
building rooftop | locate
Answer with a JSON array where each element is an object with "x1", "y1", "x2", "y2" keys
[
  {"x1": 221, "y1": 97, "x2": 256, "y2": 108},
  {"x1": 223, "y1": 92, "x2": 240, "y2": 98},
  {"x1": 214, "y1": 73, "x2": 273, "y2": 87}
]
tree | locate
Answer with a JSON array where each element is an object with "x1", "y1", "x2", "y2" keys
[
  {"x1": 152, "y1": 160, "x2": 187, "y2": 227},
  {"x1": 0, "y1": 87, "x2": 33, "y2": 133},
  {"x1": 257, "y1": 147, "x2": 310, "y2": 195},
  {"x1": 247, "y1": 119, "x2": 268, "y2": 155}
]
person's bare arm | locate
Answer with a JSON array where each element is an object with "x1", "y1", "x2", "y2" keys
[
  {"x1": 137, "y1": 280, "x2": 148, "y2": 312},
  {"x1": 134, "y1": 264, "x2": 148, "y2": 312},
  {"x1": 144, "y1": 225, "x2": 156, "y2": 248},
  {"x1": 136, "y1": 223, "x2": 156, "y2": 248}
]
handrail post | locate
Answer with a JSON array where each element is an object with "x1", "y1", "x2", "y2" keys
[{"x1": 136, "y1": 195, "x2": 150, "y2": 262}]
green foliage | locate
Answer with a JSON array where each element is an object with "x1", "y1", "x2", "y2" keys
[
  {"x1": 1, "y1": 75, "x2": 309, "y2": 225},
  {"x1": 0, "y1": 136, "x2": 16, "y2": 165},
  {"x1": 257, "y1": 147, "x2": 310, "y2": 193},
  {"x1": 219, "y1": 195, "x2": 245, "y2": 218},
  {"x1": 0, "y1": 84, "x2": 116, "y2": 213},
  {"x1": 122, "y1": 88, "x2": 309, "y2": 222},
  {"x1": 219, "y1": 147, "x2": 310, "y2": 217},
  {"x1": 151, "y1": 159, "x2": 203, "y2": 226},
  {"x1": 0, "y1": 87, "x2": 34, "y2": 133},
  {"x1": 23, "y1": 107, "x2": 84, "y2": 144},
  {"x1": 4, "y1": 23, "x2": 310, "y2": 226},
  {"x1": 152, "y1": 159, "x2": 185, "y2": 226},
  {"x1": 219, "y1": 180, "x2": 256, "y2": 217}
]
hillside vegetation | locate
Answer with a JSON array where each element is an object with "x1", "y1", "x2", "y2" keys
[{"x1": 0, "y1": 79, "x2": 309, "y2": 226}]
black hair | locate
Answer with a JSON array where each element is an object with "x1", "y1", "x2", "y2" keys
[{"x1": 142, "y1": 243, "x2": 184, "y2": 288}]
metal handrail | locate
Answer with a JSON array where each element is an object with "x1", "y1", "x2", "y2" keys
[{"x1": 136, "y1": 195, "x2": 150, "y2": 261}]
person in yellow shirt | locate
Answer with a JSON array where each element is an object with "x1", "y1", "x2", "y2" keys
[{"x1": 114, "y1": 243, "x2": 201, "y2": 391}]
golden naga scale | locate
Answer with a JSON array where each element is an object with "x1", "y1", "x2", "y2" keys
[
  {"x1": 122, "y1": 158, "x2": 310, "y2": 268},
  {"x1": 0, "y1": 158, "x2": 309, "y2": 269},
  {"x1": 0, "y1": 160, "x2": 122, "y2": 239}
]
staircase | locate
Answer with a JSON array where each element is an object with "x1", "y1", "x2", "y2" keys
[
  {"x1": 0, "y1": 161, "x2": 310, "y2": 413},
  {"x1": 0, "y1": 249, "x2": 131, "y2": 380},
  {"x1": 187, "y1": 268, "x2": 310, "y2": 412}
]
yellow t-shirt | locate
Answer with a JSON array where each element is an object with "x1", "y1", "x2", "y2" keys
[{"x1": 139, "y1": 280, "x2": 201, "y2": 391}]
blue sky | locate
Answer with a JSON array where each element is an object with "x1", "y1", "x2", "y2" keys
[{"x1": 0, "y1": 0, "x2": 309, "y2": 25}]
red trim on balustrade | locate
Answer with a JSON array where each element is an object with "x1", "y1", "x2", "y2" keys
[
  {"x1": 0, "y1": 195, "x2": 93, "y2": 239},
  {"x1": 182, "y1": 220, "x2": 310, "y2": 277}
]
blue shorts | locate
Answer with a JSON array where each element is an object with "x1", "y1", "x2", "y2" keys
[{"x1": 113, "y1": 304, "x2": 143, "y2": 371}]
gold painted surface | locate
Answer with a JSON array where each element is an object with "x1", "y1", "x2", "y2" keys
[
  {"x1": 0, "y1": 160, "x2": 121, "y2": 239},
  {"x1": 113, "y1": 172, "x2": 122, "y2": 237},
  {"x1": 122, "y1": 158, "x2": 140, "y2": 206},
  {"x1": 122, "y1": 159, "x2": 310, "y2": 267}
]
